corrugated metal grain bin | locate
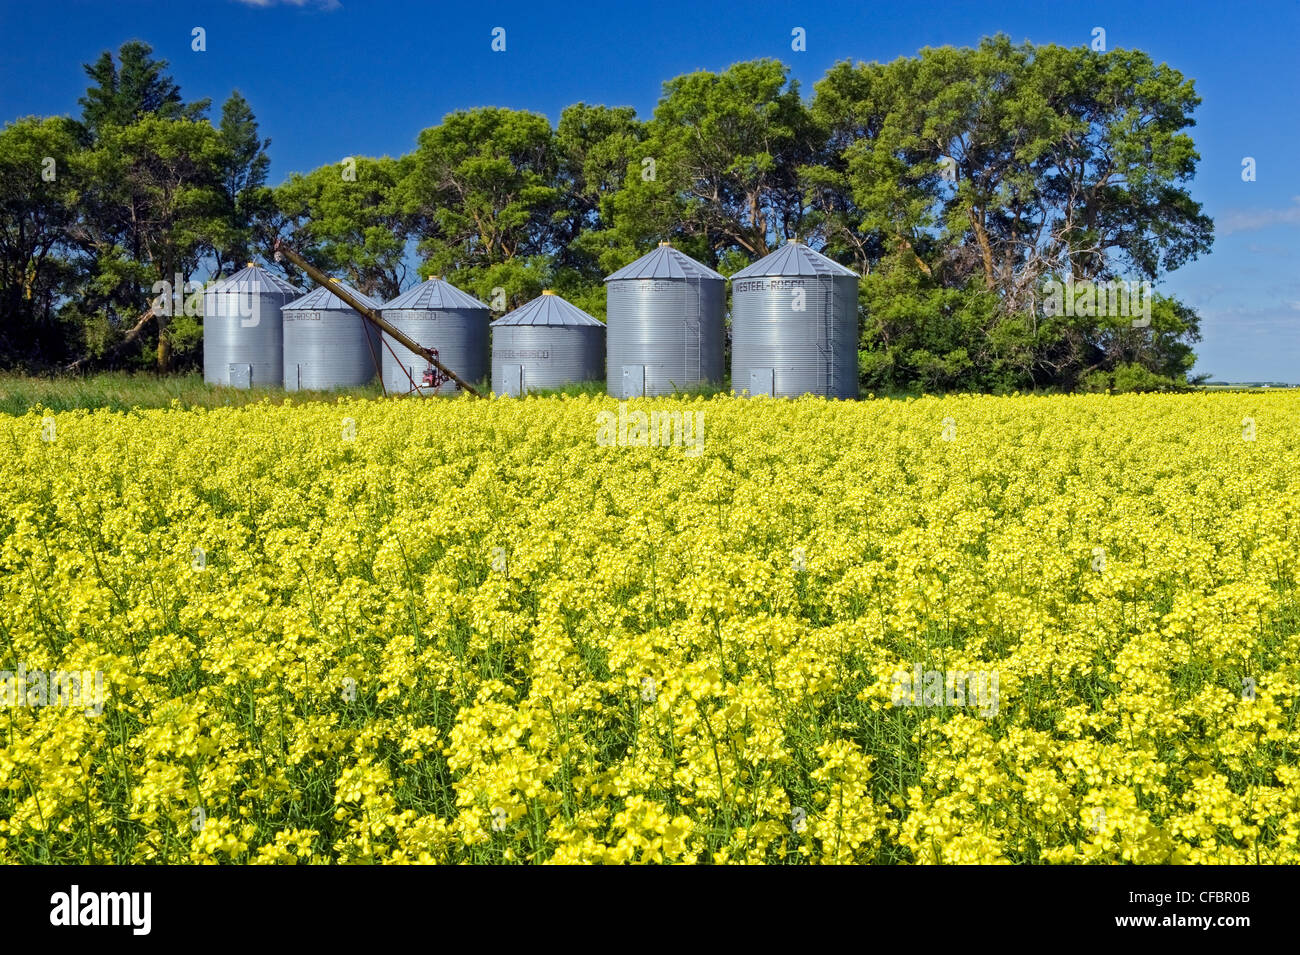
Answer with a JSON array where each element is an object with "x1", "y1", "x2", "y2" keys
[
  {"x1": 604, "y1": 242, "x2": 725, "y2": 398},
  {"x1": 281, "y1": 279, "x2": 382, "y2": 391},
  {"x1": 202, "y1": 263, "x2": 302, "y2": 388},
  {"x1": 490, "y1": 291, "x2": 605, "y2": 397},
  {"x1": 379, "y1": 278, "x2": 490, "y2": 395},
  {"x1": 730, "y1": 240, "x2": 859, "y2": 398}
]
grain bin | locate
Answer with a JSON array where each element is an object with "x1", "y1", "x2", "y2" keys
[
  {"x1": 202, "y1": 263, "x2": 302, "y2": 388},
  {"x1": 379, "y1": 278, "x2": 490, "y2": 395},
  {"x1": 490, "y1": 291, "x2": 605, "y2": 397},
  {"x1": 730, "y1": 240, "x2": 859, "y2": 398},
  {"x1": 604, "y1": 242, "x2": 725, "y2": 398},
  {"x1": 281, "y1": 279, "x2": 382, "y2": 391}
]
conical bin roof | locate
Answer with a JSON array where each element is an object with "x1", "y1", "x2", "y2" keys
[
  {"x1": 381, "y1": 278, "x2": 489, "y2": 311},
  {"x1": 604, "y1": 243, "x2": 725, "y2": 282},
  {"x1": 490, "y1": 292, "x2": 604, "y2": 327},
  {"x1": 206, "y1": 264, "x2": 302, "y2": 297},
  {"x1": 284, "y1": 279, "x2": 381, "y2": 312},
  {"x1": 731, "y1": 241, "x2": 859, "y2": 279}
]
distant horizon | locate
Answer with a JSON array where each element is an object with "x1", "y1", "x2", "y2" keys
[
  {"x1": 1203, "y1": 380, "x2": 1298, "y2": 386},
  {"x1": 1204, "y1": 380, "x2": 1298, "y2": 386},
  {"x1": 1, "y1": 0, "x2": 1296, "y2": 381}
]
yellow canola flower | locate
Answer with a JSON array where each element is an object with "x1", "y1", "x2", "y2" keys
[{"x1": 0, "y1": 390, "x2": 1296, "y2": 863}]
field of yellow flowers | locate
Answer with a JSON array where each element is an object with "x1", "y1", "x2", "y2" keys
[{"x1": 1, "y1": 391, "x2": 1298, "y2": 864}]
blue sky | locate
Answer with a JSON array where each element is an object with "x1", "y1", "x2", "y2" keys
[{"x1": 1, "y1": 0, "x2": 1297, "y2": 381}]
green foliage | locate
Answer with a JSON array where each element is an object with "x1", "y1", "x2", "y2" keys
[
  {"x1": 0, "y1": 116, "x2": 84, "y2": 365},
  {"x1": 276, "y1": 155, "x2": 411, "y2": 301},
  {"x1": 554, "y1": 103, "x2": 645, "y2": 291},
  {"x1": 214, "y1": 91, "x2": 274, "y2": 274},
  {"x1": 595, "y1": 59, "x2": 816, "y2": 269},
  {"x1": 77, "y1": 40, "x2": 208, "y2": 140},
  {"x1": 167, "y1": 312, "x2": 203, "y2": 367},
  {"x1": 1080, "y1": 362, "x2": 1186, "y2": 394},
  {"x1": 400, "y1": 108, "x2": 560, "y2": 313},
  {"x1": 78, "y1": 116, "x2": 228, "y2": 369},
  {"x1": 0, "y1": 36, "x2": 1214, "y2": 393},
  {"x1": 810, "y1": 35, "x2": 1211, "y2": 392}
]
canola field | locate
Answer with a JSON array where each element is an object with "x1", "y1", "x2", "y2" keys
[{"x1": 1, "y1": 392, "x2": 1298, "y2": 864}]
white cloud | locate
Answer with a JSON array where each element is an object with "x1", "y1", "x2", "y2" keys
[
  {"x1": 1220, "y1": 197, "x2": 1300, "y2": 235},
  {"x1": 1245, "y1": 242, "x2": 1296, "y2": 257},
  {"x1": 233, "y1": 0, "x2": 342, "y2": 10},
  {"x1": 1198, "y1": 303, "x2": 1300, "y2": 331}
]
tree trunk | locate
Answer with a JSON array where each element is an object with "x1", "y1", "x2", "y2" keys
[
  {"x1": 156, "y1": 313, "x2": 171, "y2": 371},
  {"x1": 64, "y1": 306, "x2": 156, "y2": 373},
  {"x1": 968, "y1": 207, "x2": 996, "y2": 289}
]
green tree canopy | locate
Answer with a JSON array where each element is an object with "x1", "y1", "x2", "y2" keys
[
  {"x1": 276, "y1": 155, "x2": 411, "y2": 302},
  {"x1": 78, "y1": 41, "x2": 208, "y2": 141},
  {"x1": 0, "y1": 36, "x2": 1215, "y2": 390},
  {"x1": 401, "y1": 107, "x2": 562, "y2": 311},
  {"x1": 0, "y1": 116, "x2": 84, "y2": 364},
  {"x1": 214, "y1": 90, "x2": 274, "y2": 276}
]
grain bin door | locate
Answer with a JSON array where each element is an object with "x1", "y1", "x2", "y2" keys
[
  {"x1": 622, "y1": 365, "x2": 645, "y2": 399},
  {"x1": 228, "y1": 363, "x2": 252, "y2": 389},
  {"x1": 502, "y1": 364, "x2": 523, "y2": 397},
  {"x1": 749, "y1": 368, "x2": 774, "y2": 397}
]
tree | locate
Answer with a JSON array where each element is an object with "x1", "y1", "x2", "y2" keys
[
  {"x1": 213, "y1": 91, "x2": 273, "y2": 276},
  {"x1": 77, "y1": 41, "x2": 208, "y2": 141},
  {"x1": 70, "y1": 118, "x2": 227, "y2": 370},
  {"x1": 0, "y1": 117, "x2": 83, "y2": 366},
  {"x1": 275, "y1": 155, "x2": 411, "y2": 303},
  {"x1": 400, "y1": 108, "x2": 561, "y2": 310},
  {"x1": 48, "y1": 41, "x2": 223, "y2": 371},
  {"x1": 552, "y1": 103, "x2": 644, "y2": 314},
  {"x1": 812, "y1": 37, "x2": 1212, "y2": 391},
  {"x1": 636, "y1": 60, "x2": 818, "y2": 261}
]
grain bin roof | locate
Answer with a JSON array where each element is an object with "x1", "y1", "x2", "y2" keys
[
  {"x1": 490, "y1": 292, "x2": 604, "y2": 327},
  {"x1": 381, "y1": 277, "x2": 489, "y2": 311},
  {"x1": 284, "y1": 279, "x2": 380, "y2": 312},
  {"x1": 731, "y1": 241, "x2": 859, "y2": 279},
  {"x1": 603, "y1": 243, "x2": 725, "y2": 282},
  {"x1": 207, "y1": 264, "x2": 302, "y2": 296}
]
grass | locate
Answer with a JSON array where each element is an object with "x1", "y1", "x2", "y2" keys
[
  {"x1": 0, "y1": 371, "x2": 738, "y2": 415},
  {"x1": 0, "y1": 371, "x2": 384, "y2": 415},
  {"x1": 9, "y1": 369, "x2": 1245, "y2": 415},
  {"x1": 522, "y1": 379, "x2": 733, "y2": 399}
]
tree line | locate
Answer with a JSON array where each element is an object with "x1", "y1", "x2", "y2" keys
[{"x1": 0, "y1": 36, "x2": 1212, "y2": 392}]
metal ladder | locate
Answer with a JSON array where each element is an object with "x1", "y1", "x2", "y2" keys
[
  {"x1": 684, "y1": 277, "x2": 701, "y2": 382},
  {"x1": 818, "y1": 278, "x2": 835, "y2": 394}
]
